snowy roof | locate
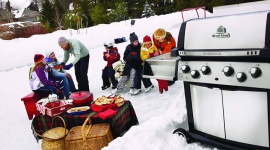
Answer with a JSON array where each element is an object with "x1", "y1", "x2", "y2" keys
[{"x1": 14, "y1": 8, "x2": 41, "y2": 19}]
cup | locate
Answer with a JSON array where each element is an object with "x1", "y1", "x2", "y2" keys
[{"x1": 48, "y1": 94, "x2": 58, "y2": 102}]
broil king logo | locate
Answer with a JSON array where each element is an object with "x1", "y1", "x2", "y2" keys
[{"x1": 212, "y1": 26, "x2": 230, "y2": 38}]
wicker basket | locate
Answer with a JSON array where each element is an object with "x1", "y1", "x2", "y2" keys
[
  {"x1": 65, "y1": 117, "x2": 113, "y2": 150},
  {"x1": 36, "y1": 116, "x2": 69, "y2": 150}
]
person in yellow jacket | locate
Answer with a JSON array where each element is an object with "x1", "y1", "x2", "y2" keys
[{"x1": 139, "y1": 35, "x2": 159, "y2": 93}]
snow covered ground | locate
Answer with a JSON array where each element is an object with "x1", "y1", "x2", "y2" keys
[{"x1": 0, "y1": 9, "x2": 218, "y2": 150}]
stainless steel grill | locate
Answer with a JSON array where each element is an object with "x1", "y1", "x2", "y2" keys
[{"x1": 143, "y1": 10, "x2": 270, "y2": 150}]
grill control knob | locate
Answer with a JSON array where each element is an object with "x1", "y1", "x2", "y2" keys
[
  {"x1": 181, "y1": 65, "x2": 191, "y2": 73},
  {"x1": 191, "y1": 70, "x2": 200, "y2": 79},
  {"x1": 223, "y1": 66, "x2": 234, "y2": 77},
  {"x1": 250, "y1": 67, "x2": 262, "y2": 78},
  {"x1": 236, "y1": 72, "x2": 247, "y2": 82},
  {"x1": 201, "y1": 66, "x2": 211, "y2": 75}
]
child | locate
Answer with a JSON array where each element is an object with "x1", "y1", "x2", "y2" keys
[
  {"x1": 140, "y1": 35, "x2": 159, "y2": 92},
  {"x1": 29, "y1": 54, "x2": 64, "y2": 99},
  {"x1": 102, "y1": 42, "x2": 120, "y2": 90},
  {"x1": 111, "y1": 32, "x2": 142, "y2": 95},
  {"x1": 45, "y1": 50, "x2": 77, "y2": 94},
  {"x1": 152, "y1": 28, "x2": 176, "y2": 93}
]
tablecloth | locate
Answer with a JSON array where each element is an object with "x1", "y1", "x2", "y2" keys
[{"x1": 31, "y1": 100, "x2": 139, "y2": 141}]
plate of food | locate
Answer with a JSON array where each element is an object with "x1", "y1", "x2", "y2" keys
[{"x1": 67, "y1": 106, "x2": 90, "y2": 115}]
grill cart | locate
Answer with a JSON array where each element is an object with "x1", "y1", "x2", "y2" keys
[{"x1": 143, "y1": 10, "x2": 270, "y2": 150}]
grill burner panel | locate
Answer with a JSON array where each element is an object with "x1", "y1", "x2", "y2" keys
[{"x1": 178, "y1": 61, "x2": 269, "y2": 89}]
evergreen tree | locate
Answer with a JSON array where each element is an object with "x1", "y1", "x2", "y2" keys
[
  {"x1": 54, "y1": 0, "x2": 65, "y2": 29},
  {"x1": 110, "y1": 0, "x2": 129, "y2": 22},
  {"x1": 90, "y1": 3, "x2": 109, "y2": 25},
  {"x1": 27, "y1": 1, "x2": 39, "y2": 12},
  {"x1": 141, "y1": 0, "x2": 155, "y2": 18},
  {"x1": 40, "y1": 0, "x2": 55, "y2": 30},
  {"x1": 73, "y1": 0, "x2": 94, "y2": 27},
  {"x1": 126, "y1": 0, "x2": 145, "y2": 18}
]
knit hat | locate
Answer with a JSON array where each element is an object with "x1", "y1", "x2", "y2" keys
[
  {"x1": 45, "y1": 50, "x2": 53, "y2": 58},
  {"x1": 58, "y1": 36, "x2": 68, "y2": 46},
  {"x1": 129, "y1": 32, "x2": 138, "y2": 43},
  {"x1": 34, "y1": 54, "x2": 44, "y2": 64},
  {"x1": 154, "y1": 28, "x2": 166, "y2": 40},
  {"x1": 143, "y1": 35, "x2": 152, "y2": 45}
]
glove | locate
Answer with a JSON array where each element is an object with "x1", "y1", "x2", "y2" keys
[
  {"x1": 63, "y1": 63, "x2": 73, "y2": 70},
  {"x1": 154, "y1": 52, "x2": 160, "y2": 56},
  {"x1": 157, "y1": 79, "x2": 168, "y2": 94},
  {"x1": 60, "y1": 62, "x2": 65, "y2": 66},
  {"x1": 131, "y1": 52, "x2": 137, "y2": 55},
  {"x1": 149, "y1": 53, "x2": 154, "y2": 58}
]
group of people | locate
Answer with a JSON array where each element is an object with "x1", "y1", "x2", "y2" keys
[
  {"x1": 104, "y1": 28, "x2": 176, "y2": 95},
  {"x1": 28, "y1": 27, "x2": 176, "y2": 99},
  {"x1": 29, "y1": 37, "x2": 90, "y2": 99}
]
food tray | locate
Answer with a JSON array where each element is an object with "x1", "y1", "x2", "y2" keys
[{"x1": 67, "y1": 106, "x2": 90, "y2": 116}]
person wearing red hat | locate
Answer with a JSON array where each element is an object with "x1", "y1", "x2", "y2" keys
[
  {"x1": 29, "y1": 54, "x2": 65, "y2": 99},
  {"x1": 139, "y1": 35, "x2": 159, "y2": 93}
]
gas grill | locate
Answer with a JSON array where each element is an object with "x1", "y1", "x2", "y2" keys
[{"x1": 143, "y1": 10, "x2": 270, "y2": 150}]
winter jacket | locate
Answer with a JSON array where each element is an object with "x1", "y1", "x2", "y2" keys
[
  {"x1": 62, "y1": 39, "x2": 89, "y2": 65},
  {"x1": 140, "y1": 44, "x2": 159, "y2": 63},
  {"x1": 46, "y1": 57, "x2": 65, "y2": 73},
  {"x1": 29, "y1": 65, "x2": 54, "y2": 90},
  {"x1": 103, "y1": 47, "x2": 120, "y2": 67},
  {"x1": 152, "y1": 32, "x2": 176, "y2": 54},
  {"x1": 123, "y1": 43, "x2": 142, "y2": 75}
]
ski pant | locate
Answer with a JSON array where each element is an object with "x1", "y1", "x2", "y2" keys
[
  {"x1": 75, "y1": 54, "x2": 90, "y2": 91},
  {"x1": 117, "y1": 68, "x2": 136, "y2": 91},
  {"x1": 135, "y1": 66, "x2": 152, "y2": 89},
  {"x1": 102, "y1": 66, "x2": 117, "y2": 87}
]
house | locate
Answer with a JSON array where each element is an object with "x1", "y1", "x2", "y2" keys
[
  {"x1": 15, "y1": 8, "x2": 41, "y2": 22},
  {"x1": 0, "y1": 8, "x2": 15, "y2": 24}
]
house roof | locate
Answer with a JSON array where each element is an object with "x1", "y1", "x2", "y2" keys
[
  {"x1": 15, "y1": 8, "x2": 41, "y2": 19},
  {"x1": 0, "y1": 8, "x2": 15, "y2": 20}
]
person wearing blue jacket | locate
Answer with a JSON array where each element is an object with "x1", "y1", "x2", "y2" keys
[
  {"x1": 45, "y1": 50, "x2": 77, "y2": 94},
  {"x1": 58, "y1": 37, "x2": 90, "y2": 91}
]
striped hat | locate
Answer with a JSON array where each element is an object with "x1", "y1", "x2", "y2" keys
[{"x1": 154, "y1": 28, "x2": 166, "y2": 40}]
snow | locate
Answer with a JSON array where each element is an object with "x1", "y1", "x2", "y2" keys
[{"x1": 0, "y1": 10, "x2": 217, "y2": 150}]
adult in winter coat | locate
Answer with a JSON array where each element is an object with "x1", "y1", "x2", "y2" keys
[
  {"x1": 58, "y1": 36, "x2": 90, "y2": 91},
  {"x1": 152, "y1": 28, "x2": 176, "y2": 93},
  {"x1": 45, "y1": 50, "x2": 77, "y2": 94},
  {"x1": 29, "y1": 54, "x2": 67, "y2": 99},
  {"x1": 101, "y1": 42, "x2": 120, "y2": 90},
  {"x1": 139, "y1": 35, "x2": 159, "y2": 92},
  {"x1": 111, "y1": 32, "x2": 142, "y2": 95}
]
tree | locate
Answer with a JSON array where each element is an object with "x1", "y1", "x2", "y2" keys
[
  {"x1": 40, "y1": 0, "x2": 55, "y2": 31},
  {"x1": 90, "y1": 3, "x2": 109, "y2": 25},
  {"x1": 109, "y1": 0, "x2": 129, "y2": 22},
  {"x1": 141, "y1": 0, "x2": 155, "y2": 18},
  {"x1": 73, "y1": 0, "x2": 94, "y2": 27},
  {"x1": 27, "y1": 1, "x2": 39, "y2": 11},
  {"x1": 54, "y1": 0, "x2": 65, "y2": 29}
]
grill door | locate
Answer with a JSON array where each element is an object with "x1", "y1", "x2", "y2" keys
[
  {"x1": 223, "y1": 90, "x2": 269, "y2": 147},
  {"x1": 190, "y1": 85, "x2": 225, "y2": 138}
]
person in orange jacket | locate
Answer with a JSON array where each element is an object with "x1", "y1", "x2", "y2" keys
[{"x1": 152, "y1": 28, "x2": 176, "y2": 94}]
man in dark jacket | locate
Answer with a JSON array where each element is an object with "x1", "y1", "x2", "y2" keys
[{"x1": 111, "y1": 32, "x2": 142, "y2": 95}]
